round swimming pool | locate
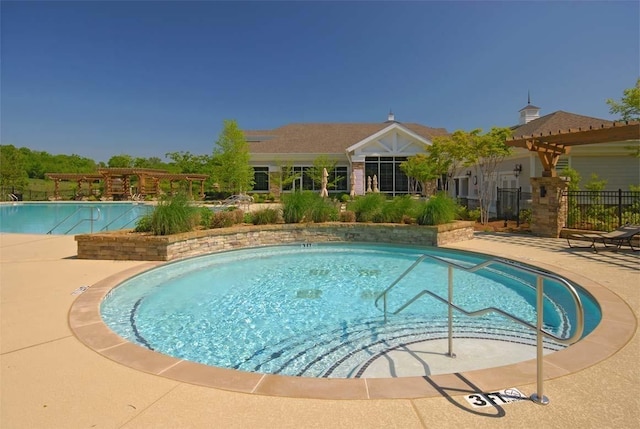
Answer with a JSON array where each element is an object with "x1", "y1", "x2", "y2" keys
[{"x1": 100, "y1": 243, "x2": 601, "y2": 378}]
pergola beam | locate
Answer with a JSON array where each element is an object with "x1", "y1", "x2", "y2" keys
[{"x1": 507, "y1": 121, "x2": 639, "y2": 177}]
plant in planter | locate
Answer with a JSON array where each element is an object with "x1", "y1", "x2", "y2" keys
[{"x1": 134, "y1": 193, "x2": 199, "y2": 235}]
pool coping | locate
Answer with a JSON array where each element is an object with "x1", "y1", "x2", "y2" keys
[{"x1": 68, "y1": 251, "x2": 637, "y2": 400}]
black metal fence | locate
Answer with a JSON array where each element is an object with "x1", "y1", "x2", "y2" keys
[
  {"x1": 564, "y1": 189, "x2": 640, "y2": 232},
  {"x1": 496, "y1": 187, "x2": 532, "y2": 226}
]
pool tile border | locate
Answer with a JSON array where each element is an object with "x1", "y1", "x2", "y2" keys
[{"x1": 68, "y1": 253, "x2": 636, "y2": 400}]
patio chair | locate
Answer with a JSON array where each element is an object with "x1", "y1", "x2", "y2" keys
[{"x1": 566, "y1": 224, "x2": 640, "y2": 252}]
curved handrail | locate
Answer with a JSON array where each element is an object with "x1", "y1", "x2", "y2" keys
[
  {"x1": 373, "y1": 253, "x2": 585, "y2": 405},
  {"x1": 47, "y1": 206, "x2": 101, "y2": 234},
  {"x1": 374, "y1": 255, "x2": 584, "y2": 344},
  {"x1": 64, "y1": 207, "x2": 101, "y2": 234}
]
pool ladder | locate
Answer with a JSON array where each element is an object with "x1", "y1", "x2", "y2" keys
[
  {"x1": 99, "y1": 204, "x2": 151, "y2": 231},
  {"x1": 374, "y1": 254, "x2": 585, "y2": 406},
  {"x1": 47, "y1": 207, "x2": 101, "y2": 235}
]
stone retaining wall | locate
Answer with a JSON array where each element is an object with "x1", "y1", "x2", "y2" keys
[{"x1": 75, "y1": 221, "x2": 475, "y2": 261}]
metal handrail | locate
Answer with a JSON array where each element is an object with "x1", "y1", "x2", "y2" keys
[
  {"x1": 47, "y1": 207, "x2": 101, "y2": 234},
  {"x1": 100, "y1": 204, "x2": 148, "y2": 231},
  {"x1": 374, "y1": 253, "x2": 585, "y2": 405}
]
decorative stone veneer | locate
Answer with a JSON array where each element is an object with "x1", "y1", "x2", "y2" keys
[
  {"x1": 530, "y1": 177, "x2": 568, "y2": 238},
  {"x1": 75, "y1": 221, "x2": 475, "y2": 261}
]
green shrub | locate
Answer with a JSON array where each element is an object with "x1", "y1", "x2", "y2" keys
[
  {"x1": 243, "y1": 212, "x2": 253, "y2": 223},
  {"x1": 339, "y1": 210, "x2": 356, "y2": 222},
  {"x1": 148, "y1": 193, "x2": 198, "y2": 235},
  {"x1": 340, "y1": 193, "x2": 350, "y2": 203},
  {"x1": 519, "y1": 208, "x2": 532, "y2": 224},
  {"x1": 311, "y1": 197, "x2": 339, "y2": 222},
  {"x1": 282, "y1": 191, "x2": 315, "y2": 223},
  {"x1": 134, "y1": 213, "x2": 153, "y2": 232},
  {"x1": 252, "y1": 208, "x2": 280, "y2": 225},
  {"x1": 383, "y1": 195, "x2": 419, "y2": 223},
  {"x1": 417, "y1": 193, "x2": 458, "y2": 225},
  {"x1": 197, "y1": 206, "x2": 213, "y2": 228},
  {"x1": 458, "y1": 206, "x2": 481, "y2": 222},
  {"x1": 348, "y1": 193, "x2": 387, "y2": 222}
]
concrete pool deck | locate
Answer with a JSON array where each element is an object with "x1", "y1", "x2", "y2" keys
[{"x1": 1, "y1": 232, "x2": 638, "y2": 428}]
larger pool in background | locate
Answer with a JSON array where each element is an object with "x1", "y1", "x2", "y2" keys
[
  {"x1": 101, "y1": 243, "x2": 601, "y2": 379},
  {"x1": 0, "y1": 202, "x2": 153, "y2": 234}
]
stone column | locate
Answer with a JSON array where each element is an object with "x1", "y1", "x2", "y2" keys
[{"x1": 530, "y1": 177, "x2": 568, "y2": 238}]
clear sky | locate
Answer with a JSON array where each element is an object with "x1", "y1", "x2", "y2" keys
[{"x1": 1, "y1": 0, "x2": 638, "y2": 163}]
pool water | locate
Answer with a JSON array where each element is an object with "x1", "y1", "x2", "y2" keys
[
  {"x1": 101, "y1": 243, "x2": 601, "y2": 378},
  {"x1": 0, "y1": 202, "x2": 152, "y2": 234}
]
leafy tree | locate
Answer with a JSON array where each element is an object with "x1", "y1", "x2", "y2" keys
[
  {"x1": 133, "y1": 156, "x2": 169, "y2": 170},
  {"x1": 606, "y1": 78, "x2": 640, "y2": 121},
  {"x1": 560, "y1": 167, "x2": 581, "y2": 191},
  {"x1": 430, "y1": 132, "x2": 470, "y2": 190},
  {"x1": 463, "y1": 127, "x2": 513, "y2": 224},
  {"x1": 108, "y1": 154, "x2": 134, "y2": 168},
  {"x1": 584, "y1": 173, "x2": 607, "y2": 192},
  {"x1": 0, "y1": 145, "x2": 29, "y2": 194},
  {"x1": 308, "y1": 155, "x2": 340, "y2": 191},
  {"x1": 399, "y1": 153, "x2": 441, "y2": 196},
  {"x1": 272, "y1": 161, "x2": 301, "y2": 192},
  {"x1": 211, "y1": 120, "x2": 254, "y2": 194},
  {"x1": 165, "y1": 151, "x2": 211, "y2": 174}
]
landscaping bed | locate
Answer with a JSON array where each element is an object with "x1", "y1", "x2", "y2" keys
[{"x1": 75, "y1": 221, "x2": 475, "y2": 261}]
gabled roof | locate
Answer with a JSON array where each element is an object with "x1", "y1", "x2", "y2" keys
[
  {"x1": 511, "y1": 111, "x2": 613, "y2": 138},
  {"x1": 245, "y1": 122, "x2": 448, "y2": 154}
]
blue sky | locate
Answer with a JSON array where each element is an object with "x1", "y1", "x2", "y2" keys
[{"x1": 1, "y1": 1, "x2": 638, "y2": 163}]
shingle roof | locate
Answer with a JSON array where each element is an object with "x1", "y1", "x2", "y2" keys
[
  {"x1": 245, "y1": 122, "x2": 449, "y2": 154},
  {"x1": 510, "y1": 111, "x2": 614, "y2": 138}
]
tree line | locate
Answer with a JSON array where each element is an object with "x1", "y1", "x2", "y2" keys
[{"x1": 0, "y1": 119, "x2": 254, "y2": 196}]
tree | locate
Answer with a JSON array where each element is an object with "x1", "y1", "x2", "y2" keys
[
  {"x1": 211, "y1": 120, "x2": 254, "y2": 194},
  {"x1": 399, "y1": 153, "x2": 441, "y2": 196},
  {"x1": 431, "y1": 132, "x2": 470, "y2": 191},
  {"x1": 165, "y1": 151, "x2": 211, "y2": 174},
  {"x1": 271, "y1": 161, "x2": 301, "y2": 192},
  {"x1": 0, "y1": 145, "x2": 29, "y2": 194},
  {"x1": 606, "y1": 78, "x2": 640, "y2": 121},
  {"x1": 308, "y1": 155, "x2": 341, "y2": 191},
  {"x1": 108, "y1": 154, "x2": 134, "y2": 168},
  {"x1": 463, "y1": 127, "x2": 513, "y2": 224}
]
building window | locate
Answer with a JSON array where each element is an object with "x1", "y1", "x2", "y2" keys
[
  {"x1": 281, "y1": 166, "x2": 348, "y2": 193},
  {"x1": 364, "y1": 157, "x2": 409, "y2": 195},
  {"x1": 253, "y1": 167, "x2": 269, "y2": 192}
]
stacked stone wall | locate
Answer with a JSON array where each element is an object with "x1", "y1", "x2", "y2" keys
[{"x1": 75, "y1": 222, "x2": 475, "y2": 261}]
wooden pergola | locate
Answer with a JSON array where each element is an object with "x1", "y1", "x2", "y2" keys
[
  {"x1": 47, "y1": 168, "x2": 209, "y2": 200},
  {"x1": 506, "y1": 121, "x2": 639, "y2": 177},
  {"x1": 46, "y1": 173, "x2": 104, "y2": 200}
]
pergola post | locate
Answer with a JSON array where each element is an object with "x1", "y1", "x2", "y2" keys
[{"x1": 530, "y1": 177, "x2": 568, "y2": 238}]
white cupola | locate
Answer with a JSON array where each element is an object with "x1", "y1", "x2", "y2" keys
[
  {"x1": 518, "y1": 92, "x2": 540, "y2": 124},
  {"x1": 386, "y1": 110, "x2": 395, "y2": 122}
]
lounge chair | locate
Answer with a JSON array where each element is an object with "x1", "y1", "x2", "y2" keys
[{"x1": 566, "y1": 224, "x2": 640, "y2": 252}]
